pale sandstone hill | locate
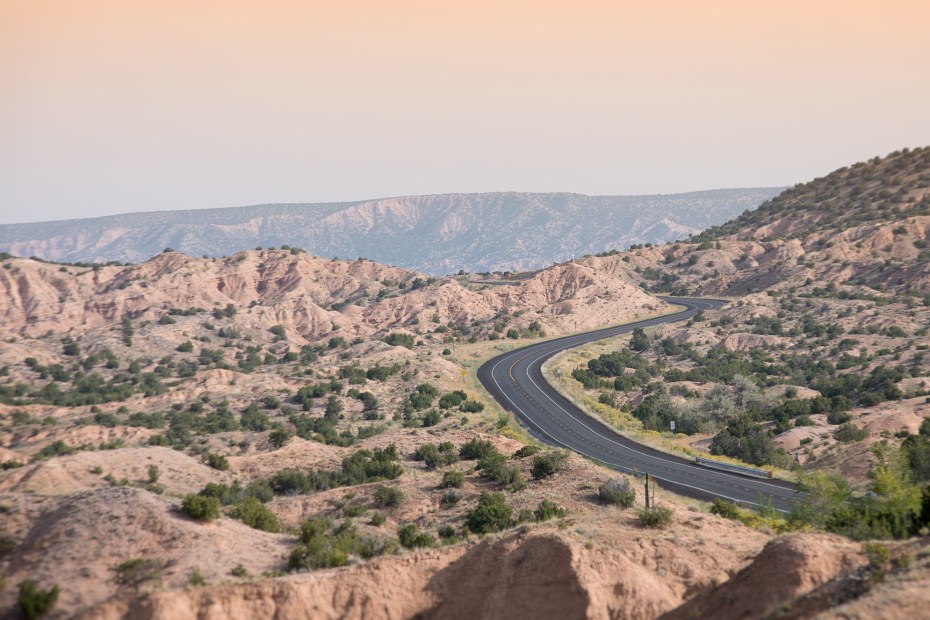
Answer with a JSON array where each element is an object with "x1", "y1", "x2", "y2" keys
[
  {"x1": 0, "y1": 249, "x2": 662, "y2": 342},
  {"x1": 0, "y1": 487, "x2": 292, "y2": 615}
]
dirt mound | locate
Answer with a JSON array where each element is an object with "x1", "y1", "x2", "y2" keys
[
  {"x1": 0, "y1": 446, "x2": 233, "y2": 496},
  {"x1": 0, "y1": 486, "x2": 291, "y2": 616},
  {"x1": 424, "y1": 533, "x2": 677, "y2": 620},
  {"x1": 662, "y1": 533, "x2": 866, "y2": 620}
]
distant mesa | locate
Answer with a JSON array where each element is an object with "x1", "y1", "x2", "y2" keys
[{"x1": 0, "y1": 190, "x2": 782, "y2": 275}]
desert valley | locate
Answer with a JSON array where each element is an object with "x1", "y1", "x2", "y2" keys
[{"x1": 1, "y1": 148, "x2": 929, "y2": 618}]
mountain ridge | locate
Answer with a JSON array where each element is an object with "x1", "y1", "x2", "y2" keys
[{"x1": 0, "y1": 189, "x2": 782, "y2": 275}]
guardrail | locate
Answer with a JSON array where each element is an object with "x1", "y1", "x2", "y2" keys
[{"x1": 694, "y1": 457, "x2": 773, "y2": 479}]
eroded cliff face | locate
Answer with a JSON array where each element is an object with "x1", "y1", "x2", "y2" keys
[
  {"x1": 0, "y1": 249, "x2": 661, "y2": 342},
  {"x1": 78, "y1": 529, "x2": 885, "y2": 620}
]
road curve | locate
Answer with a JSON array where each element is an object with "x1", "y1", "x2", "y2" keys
[{"x1": 477, "y1": 297, "x2": 799, "y2": 512}]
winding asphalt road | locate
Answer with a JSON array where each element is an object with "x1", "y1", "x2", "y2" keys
[{"x1": 477, "y1": 297, "x2": 799, "y2": 512}]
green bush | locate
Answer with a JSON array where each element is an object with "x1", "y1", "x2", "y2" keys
[
  {"x1": 478, "y1": 452, "x2": 524, "y2": 488},
  {"x1": 597, "y1": 479, "x2": 635, "y2": 507},
  {"x1": 534, "y1": 500, "x2": 565, "y2": 522},
  {"x1": 397, "y1": 523, "x2": 436, "y2": 548},
  {"x1": 36, "y1": 440, "x2": 77, "y2": 460},
  {"x1": 465, "y1": 492, "x2": 512, "y2": 534},
  {"x1": 181, "y1": 494, "x2": 221, "y2": 522},
  {"x1": 439, "y1": 471, "x2": 465, "y2": 489},
  {"x1": 111, "y1": 558, "x2": 161, "y2": 588},
  {"x1": 373, "y1": 485, "x2": 405, "y2": 508},
  {"x1": 531, "y1": 451, "x2": 568, "y2": 479},
  {"x1": 204, "y1": 452, "x2": 229, "y2": 471},
  {"x1": 17, "y1": 580, "x2": 59, "y2": 620},
  {"x1": 289, "y1": 517, "x2": 395, "y2": 570},
  {"x1": 228, "y1": 497, "x2": 280, "y2": 532},
  {"x1": 384, "y1": 332, "x2": 415, "y2": 348},
  {"x1": 269, "y1": 427, "x2": 294, "y2": 449},
  {"x1": 512, "y1": 445, "x2": 541, "y2": 459},
  {"x1": 440, "y1": 490, "x2": 462, "y2": 507},
  {"x1": 414, "y1": 442, "x2": 459, "y2": 469},
  {"x1": 460, "y1": 438, "x2": 498, "y2": 460},
  {"x1": 0, "y1": 534, "x2": 18, "y2": 559},
  {"x1": 827, "y1": 410, "x2": 852, "y2": 425},
  {"x1": 834, "y1": 423, "x2": 868, "y2": 443},
  {"x1": 638, "y1": 506, "x2": 673, "y2": 528},
  {"x1": 460, "y1": 400, "x2": 485, "y2": 413},
  {"x1": 421, "y1": 409, "x2": 442, "y2": 427},
  {"x1": 709, "y1": 498, "x2": 741, "y2": 520},
  {"x1": 438, "y1": 390, "x2": 467, "y2": 409}
]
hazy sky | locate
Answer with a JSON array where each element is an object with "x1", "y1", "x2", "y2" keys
[{"x1": 2, "y1": 1, "x2": 929, "y2": 224}]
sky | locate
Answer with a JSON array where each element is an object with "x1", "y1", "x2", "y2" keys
[{"x1": 2, "y1": 0, "x2": 930, "y2": 224}]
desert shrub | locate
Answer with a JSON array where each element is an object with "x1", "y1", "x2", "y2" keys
[
  {"x1": 240, "y1": 404, "x2": 270, "y2": 432},
  {"x1": 709, "y1": 498, "x2": 741, "y2": 520},
  {"x1": 36, "y1": 440, "x2": 77, "y2": 460},
  {"x1": 231, "y1": 564, "x2": 249, "y2": 577},
  {"x1": 534, "y1": 500, "x2": 566, "y2": 522},
  {"x1": 414, "y1": 442, "x2": 459, "y2": 468},
  {"x1": 343, "y1": 503, "x2": 367, "y2": 517},
  {"x1": 397, "y1": 523, "x2": 436, "y2": 549},
  {"x1": 834, "y1": 423, "x2": 868, "y2": 443},
  {"x1": 369, "y1": 512, "x2": 386, "y2": 526},
  {"x1": 199, "y1": 482, "x2": 241, "y2": 505},
  {"x1": 638, "y1": 506, "x2": 673, "y2": 528},
  {"x1": 439, "y1": 486, "x2": 464, "y2": 506},
  {"x1": 384, "y1": 332, "x2": 415, "y2": 348},
  {"x1": 459, "y1": 399, "x2": 485, "y2": 413},
  {"x1": 465, "y1": 492, "x2": 512, "y2": 534},
  {"x1": 373, "y1": 485, "x2": 405, "y2": 508},
  {"x1": 478, "y1": 452, "x2": 523, "y2": 487},
  {"x1": 597, "y1": 478, "x2": 635, "y2": 507},
  {"x1": 111, "y1": 558, "x2": 161, "y2": 589},
  {"x1": 710, "y1": 415, "x2": 785, "y2": 467},
  {"x1": 269, "y1": 427, "x2": 294, "y2": 449},
  {"x1": 421, "y1": 409, "x2": 442, "y2": 427},
  {"x1": 242, "y1": 480, "x2": 274, "y2": 503},
  {"x1": 289, "y1": 517, "x2": 394, "y2": 570},
  {"x1": 0, "y1": 534, "x2": 17, "y2": 559},
  {"x1": 512, "y1": 445, "x2": 541, "y2": 459},
  {"x1": 228, "y1": 497, "x2": 280, "y2": 532},
  {"x1": 93, "y1": 411, "x2": 118, "y2": 427},
  {"x1": 460, "y1": 438, "x2": 498, "y2": 461},
  {"x1": 17, "y1": 580, "x2": 59, "y2": 620},
  {"x1": 439, "y1": 471, "x2": 465, "y2": 489},
  {"x1": 531, "y1": 451, "x2": 568, "y2": 479},
  {"x1": 181, "y1": 494, "x2": 221, "y2": 521},
  {"x1": 437, "y1": 525, "x2": 458, "y2": 541},
  {"x1": 438, "y1": 390, "x2": 467, "y2": 409},
  {"x1": 204, "y1": 452, "x2": 229, "y2": 471},
  {"x1": 268, "y1": 446, "x2": 402, "y2": 496},
  {"x1": 827, "y1": 410, "x2": 852, "y2": 425}
]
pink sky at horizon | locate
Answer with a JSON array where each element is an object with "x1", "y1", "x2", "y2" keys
[{"x1": 2, "y1": 0, "x2": 929, "y2": 223}]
